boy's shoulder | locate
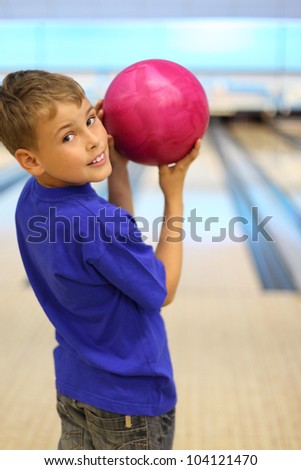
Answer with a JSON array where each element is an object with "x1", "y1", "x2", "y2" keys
[
  {"x1": 16, "y1": 177, "x2": 133, "y2": 230},
  {"x1": 17, "y1": 178, "x2": 104, "y2": 211}
]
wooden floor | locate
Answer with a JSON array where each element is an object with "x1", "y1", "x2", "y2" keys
[{"x1": 1, "y1": 133, "x2": 301, "y2": 450}]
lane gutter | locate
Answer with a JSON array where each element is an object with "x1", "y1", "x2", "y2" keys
[{"x1": 210, "y1": 119, "x2": 297, "y2": 291}]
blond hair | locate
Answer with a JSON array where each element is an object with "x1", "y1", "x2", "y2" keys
[{"x1": 0, "y1": 70, "x2": 85, "y2": 155}]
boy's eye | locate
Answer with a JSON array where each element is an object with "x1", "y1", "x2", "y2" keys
[
  {"x1": 87, "y1": 116, "x2": 96, "y2": 126},
  {"x1": 63, "y1": 134, "x2": 74, "y2": 143}
]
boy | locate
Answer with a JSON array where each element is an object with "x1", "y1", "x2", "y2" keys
[{"x1": 0, "y1": 70, "x2": 200, "y2": 450}]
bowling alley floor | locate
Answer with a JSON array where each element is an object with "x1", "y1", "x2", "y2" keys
[{"x1": 1, "y1": 123, "x2": 301, "y2": 450}]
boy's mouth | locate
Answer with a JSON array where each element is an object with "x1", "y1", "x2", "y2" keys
[{"x1": 88, "y1": 153, "x2": 106, "y2": 166}]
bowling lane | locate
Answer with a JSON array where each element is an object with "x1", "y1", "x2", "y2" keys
[
  {"x1": 211, "y1": 119, "x2": 301, "y2": 290},
  {"x1": 228, "y1": 119, "x2": 301, "y2": 211},
  {"x1": 0, "y1": 178, "x2": 61, "y2": 450},
  {"x1": 268, "y1": 116, "x2": 301, "y2": 144}
]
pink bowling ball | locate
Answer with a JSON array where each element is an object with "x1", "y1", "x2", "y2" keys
[{"x1": 103, "y1": 59, "x2": 209, "y2": 166}]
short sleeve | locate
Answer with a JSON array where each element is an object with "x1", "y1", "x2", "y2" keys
[{"x1": 83, "y1": 206, "x2": 167, "y2": 312}]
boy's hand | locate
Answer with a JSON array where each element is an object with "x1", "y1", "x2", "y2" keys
[
  {"x1": 158, "y1": 139, "x2": 201, "y2": 198},
  {"x1": 108, "y1": 135, "x2": 129, "y2": 169},
  {"x1": 95, "y1": 98, "x2": 104, "y2": 121}
]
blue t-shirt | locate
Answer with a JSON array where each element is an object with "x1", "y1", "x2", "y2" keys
[{"x1": 15, "y1": 177, "x2": 176, "y2": 416}]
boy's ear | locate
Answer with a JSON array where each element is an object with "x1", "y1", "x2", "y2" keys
[{"x1": 14, "y1": 149, "x2": 45, "y2": 176}]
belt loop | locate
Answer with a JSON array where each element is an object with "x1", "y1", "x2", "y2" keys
[{"x1": 125, "y1": 415, "x2": 132, "y2": 429}]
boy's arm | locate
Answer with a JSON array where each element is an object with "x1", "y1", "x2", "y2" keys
[
  {"x1": 107, "y1": 136, "x2": 134, "y2": 215},
  {"x1": 155, "y1": 140, "x2": 201, "y2": 306}
]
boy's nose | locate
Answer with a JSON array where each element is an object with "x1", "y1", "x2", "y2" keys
[{"x1": 86, "y1": 129, "x2": 99, "y2": 150}]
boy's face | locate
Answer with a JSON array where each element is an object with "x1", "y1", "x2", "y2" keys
[{"x1": 33, "y1": 97, "x2": 111, "y2": 187}]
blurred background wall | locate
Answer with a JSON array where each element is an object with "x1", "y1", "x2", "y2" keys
[{"x1": 1, "y1": 0, "x2": 301, "y2": 115}]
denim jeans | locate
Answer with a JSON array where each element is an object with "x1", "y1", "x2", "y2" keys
[{"x1": 56, "y1": 392, "x2": 175, "y2": 450}]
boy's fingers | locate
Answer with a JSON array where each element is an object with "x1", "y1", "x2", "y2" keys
[
  {"x1": 108, "y1": 134, "x2": 114, "y2": 148},
  {"x1": 188, "y1": 138, "x2": 202, "y2": 158},
  {"x1": 177, "y1": 139, "x2": 201, "y2": 168},
  {"x1": 95, "y1": 99, "x2": 104, "y2": 119},
  {"x1": 95, "y1": 98, "x2": 103, "y2": 110},
  {"x1": 158, "y1": 139, "x2": 201, "y2": 173}
]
